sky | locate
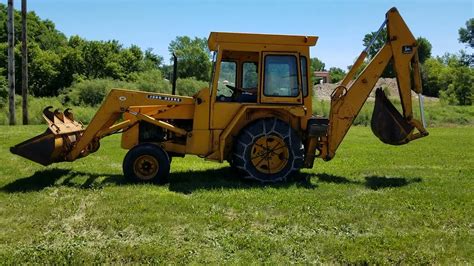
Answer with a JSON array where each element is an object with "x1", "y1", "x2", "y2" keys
[{"x1": 9, "y1": 0, "x2": 474, "y2": 69}]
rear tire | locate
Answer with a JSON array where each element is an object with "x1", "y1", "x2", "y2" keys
[
  {"x1": 123, "y1": 143, "x2": 170, "y2": 184},
  {"x1": 232, "y1": 118, "x2": 304, "y2": 182}
]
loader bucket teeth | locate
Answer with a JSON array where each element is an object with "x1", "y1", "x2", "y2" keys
[
  {"x1": 64, "y1": 108, "x2": 74, "y2": 121},
  {"x1": 10, "y1": 129, "x2": 61, "y2": 166},
  {"x1": 43, "y1": 106, "x2": 55, "y2": 123},
  {"x1": 54, "y1": 109, "x2": 65, "y2": 122},
  {"x1": 371, "y1": 88, "x2": 414, "y2": 145}
]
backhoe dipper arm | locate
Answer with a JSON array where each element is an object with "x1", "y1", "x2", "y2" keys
[
  {"x1": 324, "y1": 8, "x2": 428, "y2": 160},
  {"x1": 66, "y1": 89, "x2": 194, "y2": 161}
]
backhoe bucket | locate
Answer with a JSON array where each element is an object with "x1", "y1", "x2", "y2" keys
[
  {"x1": 10, "y1": 107, "x2": 84, "y2": 166},
  {"x1": 371, "y1": 88, "x2": 414, "y2": 145}
]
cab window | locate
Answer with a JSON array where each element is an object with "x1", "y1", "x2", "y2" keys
[
  {"x1": 242, "y1": 62, "x2": 258, "y2": 89},
  {"x1": 264, "y1": 55, "x2": 299, "y2": 97},
  {"x1": 217, "y1": 61, "x2": 237, "y2": 97}
]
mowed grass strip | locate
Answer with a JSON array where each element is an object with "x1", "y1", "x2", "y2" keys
[{"x1": 0, "y1": 125, "x2": 472, "y2": 264}]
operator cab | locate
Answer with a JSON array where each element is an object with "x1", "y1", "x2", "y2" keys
[{"x1": 208, "y1": 32, "x2": 318, "y2": 106}]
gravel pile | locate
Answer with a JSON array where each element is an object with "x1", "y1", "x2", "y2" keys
[{"x1": 313, "y1": 78, "x2": 437, "y2": 101}]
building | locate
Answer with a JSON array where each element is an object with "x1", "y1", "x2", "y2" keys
[{"x1": 314, "y1": 71, "x2": 331, "y2": 84}]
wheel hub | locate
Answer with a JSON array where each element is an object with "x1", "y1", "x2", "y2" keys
[
  {"x1": 251, "y1": 135, "x2": 289, "y2": 174},
  {"x1": 133, "y1": 155, "x2": 159, "y2": 180}
]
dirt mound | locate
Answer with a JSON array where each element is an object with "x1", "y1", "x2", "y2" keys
[
  {"x1": 314, "y1": 82, "x2": 337, "y2": 100},
  {"x1": 314, "y1": 78, "x2": 437, "y2": 101}
]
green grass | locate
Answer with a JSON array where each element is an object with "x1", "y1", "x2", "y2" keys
[
  {"x1": 0, "y1": 125, "x2": 473, "y2": 263},
  {"x1": 0, "y1": 96, "x2": 97, "y2": 125}
]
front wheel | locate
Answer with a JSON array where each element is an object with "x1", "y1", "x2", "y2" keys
[
  {"x1": 123, "y1": 143, "x2": 170, "y2": 184},
  {"x1": 232, "y1": 118, "x2": 304, "y2": 182}
]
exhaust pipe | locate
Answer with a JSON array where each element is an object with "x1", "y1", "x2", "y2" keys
[{"x1": 172, "y1": 52, "x2": 178, "y2": 95}]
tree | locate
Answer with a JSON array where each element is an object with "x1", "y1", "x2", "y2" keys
[
  {"x1": 450, "y1": 65, "x2": 473, "y2": 105},
  {"x1": 56, "y1": 41, "x2": 85, "y2": 89},
  {"x1": 458, "y1": 18, "x2": 473, "y2": 66},
  {"x1": 0, "y1": 4, "x2": 66, "y2": 47},
  {"x1": 168, "y1": 36, "x2": 211, "y2": 81},
  {"x1": 143, "y1": 48, "x2": 163, "y2": 70},
  {"x1": 119, "y1": 45, "x2": 144, "y2": 74},
  {"x1": 421, "y1": 58, "x2": 449, "y2": 97},
  {"x1": 416, "y1": 37, "x2": 432, "y2": 63},
  {"x1": 362, "y1": 28, "x2": 395, "y2": 78},
  {"x1": 328, "y1": 67, "x2": 346, "y2": 83},
  {"x1": 422, "y1": 54, "x2": 473, "y2": 105},
  {"x1": 0, "y1": 4, "x2": 166, "y2": 97},
  {"x1": 29, "y1": 44, "x2": 61, "y2": 96},
  {"x1": 459, "y1": 49, "x2": 473, "y2": 67},
  {"x1": 363, "y1": 28, "x2": 387, "y2": 60},
  {"x1": 363, "y1": 30, "x2": 432, "y2": 78},
  {"x1": 310, "y1": 57, "x2": 325, "y2": 72},
  {"x1": 458, "y1": 18, "x2": 473, "y2": 48}
]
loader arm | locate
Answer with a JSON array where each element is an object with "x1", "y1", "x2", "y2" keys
[
  {"x1": 10, "y1": 89, "x2": 195, "y2": 165},
  {"x1": 66, "y1": 89, "x2": 194, "y2": 161},
  {"x1": 323, "y1": 8, "x2": 428, "y2": 160}
]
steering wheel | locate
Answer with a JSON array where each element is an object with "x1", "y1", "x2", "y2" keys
[
  {"x1": 225, "y1": 84, "x2": 238, "y2": 93},
  {"x1": 226, "y1": 84, "x2": 255, "y2": 95}
]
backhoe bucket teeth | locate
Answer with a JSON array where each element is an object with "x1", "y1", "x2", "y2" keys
[
  {"x1": 371, "y1": 88, "x2": 414, "y2": 145},
  {"x1": 10, "y1": 108, "x2": 84, "y2": 166}
]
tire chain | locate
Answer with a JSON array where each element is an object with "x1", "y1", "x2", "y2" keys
[{"x1": 233, "y1": 118, "x2": 304, "y2": 182}]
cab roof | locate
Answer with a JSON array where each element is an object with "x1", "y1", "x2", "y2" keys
[{"x1": 208, "y1": 32, "x2": 318, "y2": 51}]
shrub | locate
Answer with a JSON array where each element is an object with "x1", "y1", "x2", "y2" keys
[
  {"x1": 328, "y1": 67, "x2": 346, "y2": 83},
  {"x1": 61, "y1": 71, "x2": 173, "y2": 107},
  {"x1": 62, "y1": 79, "x2": 137, "y2": 106},
  {"x1": 26, "y1": 97, "x2": 97, "y2": 124},
  {"x1": 0, "y1": 95, "x2": 95, "y2": 125},
  {"x1": 128, "y1": 69, "x2": 171, "y2": 93},
  {"x1": 27, "y1": 97, "x2": 64, "y2": 124},
  {"x1": 176, "y1": 77, "x2": 208, "y2": 96},
  {"x1": 422, "y1": 55, "x2": 473, "y2": 105},
  {"x1": 0, "y1": 74, "x2": 7, "y2": 108}
]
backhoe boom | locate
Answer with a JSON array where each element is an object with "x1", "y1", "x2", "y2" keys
[{"x1": 322, "y1": 8, "x2": 428, "y2": 160}]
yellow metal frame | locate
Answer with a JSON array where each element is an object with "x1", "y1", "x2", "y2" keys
[
  {"x1": 323, "y1": 7, "x2": 428, "y2": 160},
  {"x1": 12, "y1": 7, "x2": 428, "y2": 172},
  {"x1": 66, "y1": 89, "x2": 195, "y2": 161}
]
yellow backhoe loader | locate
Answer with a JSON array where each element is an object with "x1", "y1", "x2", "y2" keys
[{"x1": 11, "y1": 8, "x2": 428, "y2": 183}]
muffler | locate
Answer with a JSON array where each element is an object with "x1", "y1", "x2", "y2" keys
[
  {"x1": 371, "y1": 88, "x2": 414, "y2": 145},
  {"x1": 10, "y1": 107, "x2": 84, "y2": 166}
]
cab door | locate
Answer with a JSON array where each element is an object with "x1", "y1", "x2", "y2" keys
[{"x1": 260, "y1": 52, "x2": 303, "y2": 104}]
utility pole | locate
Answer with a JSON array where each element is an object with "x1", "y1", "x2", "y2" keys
[
  {"x1": 21, "y1": 0, "x2": 28, "y2": 125},
  {"x1": 7, "y1": 0, "x2": 16, "y2": 125}
]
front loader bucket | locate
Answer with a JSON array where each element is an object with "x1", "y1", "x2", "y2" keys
[
  {"x1": 10, "y1": 107, "x2": 84, "y2": 166},
  {"x1": 10, "y1": 129, "x2": 64, "y2": 166},
  {"x1": 371, "y1": 88, "x2": 414, "y2": 145}
]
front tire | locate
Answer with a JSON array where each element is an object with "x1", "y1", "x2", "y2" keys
[
  {"x1": 232, "y1": 118, "x2": 304, "y2": 182},
  {"x1": 123, "y1": 143, "x2": 170, "y2": 184}
]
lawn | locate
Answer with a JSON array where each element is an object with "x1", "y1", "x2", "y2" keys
[{"x1": 0, "y1": 125, "x2": 472, "y2": 263}]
